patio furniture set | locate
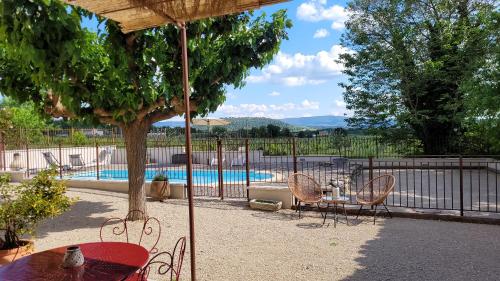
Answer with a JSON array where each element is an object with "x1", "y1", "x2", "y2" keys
[
  {"x1": 0, "y1": 210, "x2": 186, "y2": 281},
  {"x1": 288, "y1": 173, "x2": 395, "y2": 226},
  {"x1": 42, "y1": 148, "x2": 112, "y2": 171}
]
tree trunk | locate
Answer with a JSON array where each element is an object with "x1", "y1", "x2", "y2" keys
[{"x1": 122, "y1": 121, "x2": 149, "y2": 220}]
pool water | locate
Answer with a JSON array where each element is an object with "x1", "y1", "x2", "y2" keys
[{"x1": 71, "y1": 169, "x2": 273, "y2": 184}]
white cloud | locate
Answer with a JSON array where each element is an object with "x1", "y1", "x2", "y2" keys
[
  {"x1": 331, "y1": 99, "x2": 351, "y2": 116},
  {"x1": 313, "y1": 28, "x2": 330, "y2": 38},
  {"x1": 246, "y1": 44, "x2": 352, "y2": 86},
  {"x1": 268, "y1": 91, "x2": 281, "y2": 96},
  {"x1": 334, "y1": 99, "x2": 346, "y2": 107},
  {"x1": 225, "y1": 92, "x2": 237, "y2": 100},
  {"x1": 301, "y1": 99, "x2": 320, "y2": 110},
  {"x1": 297, "y1": 1, "x2": 349, "y2": 30},
  {"x1": 331, "y1": 21, "x2": 344, "y2": 30},
  {"x1": 217, "y1": 100, "x2": 321, "y2": 118}
]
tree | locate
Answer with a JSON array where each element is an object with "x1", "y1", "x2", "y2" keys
[
  {"x1": 266, "y1": 124, "x2": 281, "y2": 137},
  {"x1": 0, "y1": 0, "x2": 292, "y2": 219},
  {"x1": 281, "y1": 127, "x2": 292, "y2": 137},
  {"x1": 339, "y1": 0, "x2": 497, "y2": 154},
  {"x1": 0, "y1": 98, "x2": 48, "y2": 129},
  {"x1": 461, "y1": 10, "x2": 499, "y2": 153},
  {"x1": 211, "y1": 126, "x2": 227, "y2": 137},
  {"x1": 0, "y1": 98, "x2": 50, "y2": 147}
]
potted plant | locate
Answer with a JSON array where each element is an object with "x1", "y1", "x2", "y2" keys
[
  {"x1": 150, "y1": 173, "x2": 169, "y2": 201},
  {"x1": 0, "y1": 169, "x2": 75, "y2": 264},
  {"x1": 9, "y1": 153, "x2": 23, "y2": 171}
]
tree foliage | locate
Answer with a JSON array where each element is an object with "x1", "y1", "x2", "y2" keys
[
  {"x1": 461, "y1": 10, "x2": 500, "y2": 152},
  {"x1": 0, "y1": 0, "x2": 291, "y2": 127},
  {"x1": 0, "y1": 98, "x2": 49, "y2": 130},
  {"x1": 0, "y1": 0, "x2": 291, "y2": 217},
  {"x1": 339, "y1": 0, "x2": 498, "y2": 154}
]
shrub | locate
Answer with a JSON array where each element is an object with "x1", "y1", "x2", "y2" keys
[
  {"x1": 0, "y1": 169, "x2": 75, "y2": 250},
  {"x1": 71, "y1": 131, "x2": 88, "y2": 146},
  {"x1": 152, "y1": 173, "x2": 168, "y2": 182}
]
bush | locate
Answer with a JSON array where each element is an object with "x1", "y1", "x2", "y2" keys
[
  {"x1": 152, "y1": 173, "x2": 168, "y2": 182},
  {"x1": 0, "y1": 169, "x2": 75, "y2": 249},
  {"x1": 71, "y1": 131, "x2": 88, "y2": 146}
]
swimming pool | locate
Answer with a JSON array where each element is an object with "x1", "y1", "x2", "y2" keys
[{"x1": 70, "y1": 169, "x2": 273, "y2": 185}]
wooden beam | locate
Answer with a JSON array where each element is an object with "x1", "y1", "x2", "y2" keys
[{"x1": 64, "y1": 0, "x2": 289, "y2": 32}]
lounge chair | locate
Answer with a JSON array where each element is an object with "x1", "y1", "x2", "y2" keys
[
  {"x1": 92, "y1": 148, "x2": 112, "y2": 166},
  {"x1": 230, "y1": 146, "x2": 246, "y2": 167},
  {"x1": 319, "y1": 157, "x2": 348, "y2": 168},
  {"x1": 42, "y1": 152, "x2": 70, "y2": 170},
  {"x1": 356, "y1": 174, "x2": 395, "y2": 224},
  {"x1": 210, "y1": 157, "x2": 225, "y2": 167},
  {"x1": 287, "y1": 173, "x2": 325, "y2": 219},
  {"x1": 69, "y1": 154, "x2": 87, "y2": 170},
  {"x1": 230, "y1": 156, "x2": 245, "y2": 167}
]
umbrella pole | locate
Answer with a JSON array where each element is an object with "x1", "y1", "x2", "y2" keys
[{"x1": 180, "y1": 22, "x2": 196, "y2": 281}]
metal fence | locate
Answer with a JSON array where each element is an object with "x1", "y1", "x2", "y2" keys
[{"x1": 0, "y1": 128, "x2": 498, "y2": 215}]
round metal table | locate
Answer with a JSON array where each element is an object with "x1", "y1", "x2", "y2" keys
[
  {"x1": 0, "y1": 242, "x2": 149, "y2": 281},
  {"x1": 322, "y1": 195, "x2": 350, "y2": 227}
]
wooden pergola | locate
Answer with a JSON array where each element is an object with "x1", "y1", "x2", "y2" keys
[
  {"x1": 65, "y1": 0, "x2": 286, "y2": 33},
  {"x1": 62, "y1": 0, "x2": 288, "y2": 280}
]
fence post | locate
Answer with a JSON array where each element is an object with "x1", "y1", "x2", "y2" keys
[
  {"x1": 0, "y1": 133, "x2": 5, "y2": 171},
  {"x1": 291, "y1": 137, "x2": 298, "y2": 207},
  {"x1": 459, "y1": 155, "x2": 464, "y2": 216},
  {"x1": 217, "y1": 139, "x2": 224, "y2": 200},
  {"x1": 26, "y1": 144, "x2": 30, "y2": 178},
  {"x1": 292, "y1": 137, "x2": 297, "y2": 174},
  {"x1": 58, "y1": 142, "x2": 63, "y2": 179},
  {"x1": 245, "y1": 138, "x2": 250, "y2": 200},
  {"x1": 96, "y1": 142, "x2": 100, "y2": 181},
  {"x1": 369, "y1": 156, "x2": 374, "y2": 209}
]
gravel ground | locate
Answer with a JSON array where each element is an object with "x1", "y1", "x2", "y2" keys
[{"x1": 35, "y1": 188, "x2": 500, "y2": 281}]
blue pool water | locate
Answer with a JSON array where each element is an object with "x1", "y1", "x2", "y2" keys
[{"x1": 71, "y1": 169, "x2": 272, "y2": 184}]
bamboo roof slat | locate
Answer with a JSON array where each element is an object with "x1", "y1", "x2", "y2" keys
[{"x1": 63, "y1": 0, "x2": 289, "y2": 32}]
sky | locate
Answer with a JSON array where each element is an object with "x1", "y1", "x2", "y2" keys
[
  {"x1": 211, "y1": 0, "x2": 351, "y2": 120},
  {"x1": 83, "y1": 0, "x2": 351, "y2": 121}
]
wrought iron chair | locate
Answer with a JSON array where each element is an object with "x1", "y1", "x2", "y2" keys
[
  {"x1": 128, "y1": 237, "x2": 187, "y2": 281},
  {"x1": 287, "y1": 173, "x2": 324, "y2": 219},
  {"x1": 356, "y1": 174, "x2": 395, "y2": 224},
  {"x1": 100, "y1": 210, "x2": 161, "y2": 254}
]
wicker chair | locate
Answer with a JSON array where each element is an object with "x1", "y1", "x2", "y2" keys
[
  {"x1": 287, "y1": 173, "x2": 324, "y2": 219},
  {"x1": 356, "y1": 174, "x2": 395, "y2": 224}
]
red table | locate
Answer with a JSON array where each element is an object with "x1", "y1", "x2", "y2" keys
[{"x1": 0, "y1": 242, "x2": 149, "y2": 281}]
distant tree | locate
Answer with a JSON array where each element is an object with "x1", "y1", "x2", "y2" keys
[
  {"x1": 0, "y1": 0, "x2": 291, "y2": 218},
  {"x1": 211, "y1": 126, "x2": 227, "y2": 137},
  {"x1": 282, "y1": 128, "x2": 292, "y2": 137},
  {"x1": 0, "y1": 98, "x2": 49, "y2": 146},
  {"x1": 0, "y1": 107, "x2": 13, "y2": 134},
  {"x1": 266, "y1": 124, "x2": 281, "y2": 138},
  {"x1": 0, "y1": 98, "x2": 48, "y2": 130},
  {"x1": 257, "y1": 126, "x2": 268, "y2": 137},
  {"x1": 340, "y1": 0, "x2": 497, "y2": 154},
  {"x1": 333, "y1": 128, "x2": 347, "y2": 136}
]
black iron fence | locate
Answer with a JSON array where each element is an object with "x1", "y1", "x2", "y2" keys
[{"x1": 0, "y1": 128, "x2": 498, "y2": 215}]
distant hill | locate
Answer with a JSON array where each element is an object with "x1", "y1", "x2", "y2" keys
[
  {"x1": 154, "y1": 117, "x2": 304, "y2": 130},
  {"x1": 281, "y1": 115, "x2": 347, "y2": 129},
  {"x1": 153, "y1": 120, "x2": 186, "y2": 127},
  {"x1": 221, "y1": 117, "x2": 302, "y2": 131}
]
